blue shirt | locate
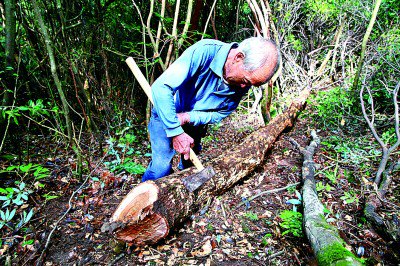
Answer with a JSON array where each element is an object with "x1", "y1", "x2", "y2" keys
[{"x1": 151, "y1": 39, "x2": 250, "y2": 137}]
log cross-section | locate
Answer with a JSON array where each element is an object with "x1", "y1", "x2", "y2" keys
[{"x1": 107, "y1": 89, "x2": 311, "y2": 246}]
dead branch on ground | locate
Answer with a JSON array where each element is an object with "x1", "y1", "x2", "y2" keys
[
  {"x1": 290, "y1": 130, "x2": 362, "y2": 265},
  {"x1": 360, "y1": 81, "x2": 400, "y2": 249}
]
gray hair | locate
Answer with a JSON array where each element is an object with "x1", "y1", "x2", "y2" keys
[{"x1": 237, "y1": 37, "x2": 280, "y2": 78}]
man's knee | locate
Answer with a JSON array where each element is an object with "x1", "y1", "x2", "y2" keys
[{"x1": 142, "y1": 160, "x2": 172, "y2": 182}]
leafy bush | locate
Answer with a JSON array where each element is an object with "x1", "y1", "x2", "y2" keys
[
  {"x1": 279, "y1": 210, "x2": 303, "y2": 237},
  {"x1": 310, "y1": 87, "x2": 355, "y2": 129},
  {"x1": 104, "y1": 133, "x2": 146, "y2": 175}
]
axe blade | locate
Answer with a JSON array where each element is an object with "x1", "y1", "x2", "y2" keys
[{"x1": 182, "y1": 166, "x2": 215, "y2": 192}]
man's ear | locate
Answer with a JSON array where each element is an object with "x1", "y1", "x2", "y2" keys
[{"x1": 234, "y1": 51, "x2": 245, "y2": 62}]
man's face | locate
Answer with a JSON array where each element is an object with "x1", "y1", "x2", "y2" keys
[{"x1": 224, "y1": 53, "x2": 274, "y2": 88}]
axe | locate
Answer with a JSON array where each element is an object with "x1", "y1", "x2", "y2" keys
[{"x1": 126, "y1": 57, "x2": 215, "y2": 192}]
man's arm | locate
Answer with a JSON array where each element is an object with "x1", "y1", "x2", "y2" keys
[
  {"x1": 186, "y1": 91, "x2": 246, "y2": 125},
  {"x1": 187, "y1": 109, "x2": 234, "y2": 125},
  {"x1": 151, "y1": 42, "x2": 210, "y2": 137}
]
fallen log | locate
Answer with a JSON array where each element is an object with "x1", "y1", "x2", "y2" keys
[
  {"x1": 290, "y1": 131, "x2": 363, "y2": 266},
  {"x1": 104, "y1": 88, "x2": 311, "y2": 246},
  {"x1": 364, "y1": 161, "x2": 400, "y2": 259}
]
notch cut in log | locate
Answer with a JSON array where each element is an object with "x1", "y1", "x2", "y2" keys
[{"x1": 104, "y1": 88, "x2": 311, "y2": 246}]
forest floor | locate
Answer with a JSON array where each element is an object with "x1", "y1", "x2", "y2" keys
[{"x1": 1, "y1": 103, "x2": 399, "y2": 265}]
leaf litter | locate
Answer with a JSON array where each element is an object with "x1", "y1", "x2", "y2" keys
[{"x1": 0, "y1": 105, "x2": 398, "y2": 265}]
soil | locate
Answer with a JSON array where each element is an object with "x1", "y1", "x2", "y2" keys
[{"x1": 1, "y1": 105, "x2": 399, "y2": 265}]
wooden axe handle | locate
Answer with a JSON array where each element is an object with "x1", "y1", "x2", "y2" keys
[{"x1": 125, "y1": 57, "x2": 205, "y2": 171}]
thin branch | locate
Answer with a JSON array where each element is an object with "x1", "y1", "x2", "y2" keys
[
  {"x1": 237, "y1": 182, "x2": 300, "y2": 208},
  {"x1": 177, "y1": 0, "x2": 194, "y2": 50},
  {"x1": 165, "y1": 0, "x2": 180, "y2": 67},
  {"x1": 201, "y1": 0, "x2": 218, "y2": 39},
  {"x1": 37, "y1": 155, "x2": 107, "y2": 263},
  {"x1": 388, "y1": 81, "x2": 400, "y2": 154}
]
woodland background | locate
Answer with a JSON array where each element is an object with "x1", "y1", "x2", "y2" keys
[{"x1": 0, "y1": 0, "x2": 399, "y2": 265}]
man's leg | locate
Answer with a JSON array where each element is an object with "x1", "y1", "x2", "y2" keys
[{"x1": 142, "y1": 112, "x2": 175, "y2": 182}]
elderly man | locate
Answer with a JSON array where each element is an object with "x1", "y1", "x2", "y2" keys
[{"x1": 142, "y1": 37, "x2": 279, "y2": 182}]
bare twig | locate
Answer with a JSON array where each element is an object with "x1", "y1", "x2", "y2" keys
[
  {"x1": 202, "y1": 0, "x2": 218, "y2": 39},
  {"x1": 37, "y1": 155, "x2": 107, "y2": 264},
  {"x1": 237, "y1": 182, "x2": 300, "y2": 208},
  {"x1": 361, "y1": 81, "x2": 400, "y2": 185},
  {"x1": 107, "y1": 253, "x2": 125, "y2": 266}
]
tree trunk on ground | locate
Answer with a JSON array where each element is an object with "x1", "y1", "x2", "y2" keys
[
  {"x1": 290, "y1": 131, "x2": 363, "y2": 266},
  {"x1": 364, "y1": 161, "x2": 400, "y2": 260},
  {"x1": 103, "y1": 88, "x2": 311, "y2": 246}
]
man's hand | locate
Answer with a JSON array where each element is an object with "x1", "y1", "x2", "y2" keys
[
  {"x1": 177, "y1": 112, "x2": 190, "y2": 125},
  {"x1": 172, "y1": 133, "x2": 194, "y2": 160}
]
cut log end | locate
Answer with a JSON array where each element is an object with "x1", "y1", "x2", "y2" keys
[
  {"x1": 110, "y1": 181, "x2": 169, "y2": 245},
  {"x1": 115, "y1": 213, "x2": 168, "y2": 245}
]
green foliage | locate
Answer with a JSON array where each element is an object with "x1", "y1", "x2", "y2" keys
[
  {"x1": 41, "y1": 193, "x2": 59, "y2": 201},
  {"x1": 0, "y1": 163, "x2": 37, "y2": 237},
  {"x1": 305, "y1": 0, "x2": 367, "y2": 22},
  {"x1": 316, "y1": 182, "x2": 335, "y2": 192},
  {"x1": 16, "y1": 209, "x2": 35, "y2": 229},
  {"x1": 110, "y1": 158, "x2": 146, "y2": 175},
  {"x1": 0, "y1": 99, "x2": 55, "y2": 125},
  {"x1": 305, "y1": 0, "x2": 339, "y2": 19},
  {"x1": 0, "y1": 208, "x2": 16, "y2": 229},
  {"x1": 241, "y1": 221, "x2": 252, "y2": 233},
  {"x1": 382, "y1": 128, "x2": 396, "y2": 146},
  {"x1": 206, "y1": 223, "x2": 214, "y2": 231},
  {"x1": 310, "y1": 87, "x2": 355, "y2": 129},
  {"x1": 287, "y1": 33, "x2": 303, "y2": 51},
  {"x1": 321, "y1": 135, "x2": 380, "y2": 168},
  {"x1": 242, "y1": 2, "x2": 252, "y2": 15},
  {"x1": 1, "y1": 163, "x2": 50, "y2": 181},
  {"x1": 104, "y1": 132, "x2": 146, "y2": 175},
  {"x1": 0, "y1": 182, "x2": 32, "y2": 208},
  {"x1": 323, "y1": 170, "x2": 337, "y2": 184},
  {"x1": 279, "y1": 210, "x2": 303, "y2": 237},
  {"x1": 243, "y1": 211, "x2": 259, "y2": 221},
  {"x1": 0, "y1": 193, "x2": 34, "y2": 230},
  {"x1": 261, "y1": 233, "x2": 273, "y2": 246},
  {"x1": 340, "y1": 191, "x2": 359, "y2": 205}
]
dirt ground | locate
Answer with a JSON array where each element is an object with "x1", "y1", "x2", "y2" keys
[{"x1": 2, "y1": 105, "x2": 399, "y2": 265}]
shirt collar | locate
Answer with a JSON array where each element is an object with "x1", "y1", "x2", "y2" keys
[{"x1": 210, "y1": 42, "x2": 238, "y2": 78}]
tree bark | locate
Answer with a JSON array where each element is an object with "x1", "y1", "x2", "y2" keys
[
  {"x1": 290, "y1": 131, "x2": 362, "y2": 266},
  {"x1": 2, "y1": 0, "x2": 16, "y2": 108},
  {"x1": 364, "y1": 161, "x2": 400, "y2": 259},
  {"x1": 352, "y1": 0, "x2": 381, "y2": 91},
  {"x1": 103, "y1": 88, "x2": 311, "y2": 246},
  {"x1": 32, "y1": 0, "x2": 73, "y2": 144}
]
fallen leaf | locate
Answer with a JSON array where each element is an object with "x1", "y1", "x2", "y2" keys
[
  {"x1": 191, "y1": 240, "x2": 212, "y2": 257},
  {"x1": 344, "y1": 215, "x2": 352, "y2": 221}
]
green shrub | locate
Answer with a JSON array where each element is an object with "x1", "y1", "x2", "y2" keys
[
  {"x1": 311, "y1": 87, "x2": 355, "y2": 129},
  {"x1": 279, "y1": 210, "x2": 303, "y2": 237}
]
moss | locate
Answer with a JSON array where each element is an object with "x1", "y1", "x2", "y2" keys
[
  {"x1": 316, "y1": 215, "x2": 335, "y2": 230},
  {"x1": 317, "y1": 242, "x2": 364, "y2": 266}
]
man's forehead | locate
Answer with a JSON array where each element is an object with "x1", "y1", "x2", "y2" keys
[{"x1": 248, "y1": 66, "x2": 273, "y2": 85}]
